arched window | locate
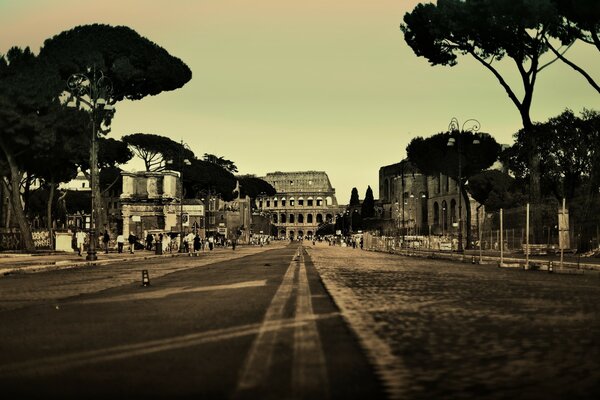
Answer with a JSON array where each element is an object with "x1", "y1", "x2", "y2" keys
[
  {"x1": 441, "y1": 200, "x2": 448, "y2": 231},
  {"x1": 279, "y1": 229, "x2": 286, "y2": 237},
  {"x1": 281, "y1": 197, "x2": 286, "y2": 207},
  {"x1": 289, "y1": 214, "x2": 295, "y2": 224},
  {"x1": 281, "y1": 214, "x2": 287, "y2": 223},
  {"x1": 289, "y1": 197, "x2": 295, "y2": 207},
  {"x1": 316, "y1": 214, "x2": 323, "y2": 223},
  {"x1": 325, "y1": 196, "x2": 333, "y2": 206},
  {"x1": 307, "y1": 214, "x2": 313, "y2": 223},
  {"x1": 307, "y1": 197, "x2": 314, "y2": 207},
  {"x1": 316, "y1": 197, "x2": 323, "y2": 207},
  {"x1": 273, "y1": 197, "x2": 278, "y2": 207},
  {"x1": 298, "y1": 197, "x2": 304, "y2": 206},
  {"x1": 450, "y1": 199, "x2": 457, "y2": 224},
  {"x1": 298, "y1": 214, "x2": 304, "y2": 223},
  {"x1": 326, "y1": 213, "x2": 333, "y2": 222},
  {"x1": 273, "y1": 214, "x2": 278, "y2": 223},
  {"x1": 433, "y1": 202, "x2": 439, "y2": 225}
]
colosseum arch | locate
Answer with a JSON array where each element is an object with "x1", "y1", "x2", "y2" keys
[
  {"x1": 307, "y1": 214, "x2": 313, "y2": 223},
  {"x1": 281, "y1": 214, "x2": 287, "y2": 224},
  {"x1": 298, "y1": 214, "x2": 304, "y2": 223},
  {"x1": 289, "y1": 214, "x2": 295, "y2": 224},
  {"x1": 316, "y1": 214, "x2": 323, "y2": 224}
]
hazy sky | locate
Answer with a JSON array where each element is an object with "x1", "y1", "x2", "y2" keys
[{"x1": 1, "y1": 0, "x2": 599, "y2": 202}]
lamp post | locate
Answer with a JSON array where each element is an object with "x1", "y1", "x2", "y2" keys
[
  {"x1": 168, "y1": 142, "x2": 191, "y2": 252},
  {"x1": 66, "y1": 68, "x2": 115, "y2": 261},
  {"x1": 447, "y1": 117, "x2": 480, "y2": 252}
]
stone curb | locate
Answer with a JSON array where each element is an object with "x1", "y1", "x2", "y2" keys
[
  {"x1": 369, "y1": 248, "x2": 600, "y2": 274},
  {"x1": 0, "y1": 251, "x2": 207, "y2": 277}
]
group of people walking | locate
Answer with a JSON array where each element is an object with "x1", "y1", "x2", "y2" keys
[{"x1": 73, "y1": 228, "x2": 238, "y2": 255}]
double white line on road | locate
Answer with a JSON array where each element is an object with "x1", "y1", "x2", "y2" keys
[{"x1": 235, "y1": 247, "x2": 329, "y2": 399}]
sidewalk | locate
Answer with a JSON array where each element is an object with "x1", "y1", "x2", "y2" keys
[
  {"x1": 365, "y1": 246, "x2": 600, "y2": 273},
  {"x1": 0, "y1": 243, "x2": 288, "y2": 276}
]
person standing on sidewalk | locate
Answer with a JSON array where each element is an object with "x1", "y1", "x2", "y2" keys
[
  {"x1": 116, "y1": 232, "x2": 124, "y2": 253},
  {"x1": 102, "y1": 230, "x2": 110, "y2": 254},
  {"x1": 128, "y1": 232, "x2": 136, "y2": 254},
  {"x1": 75, "y1": 229, "x2": 86, "y2": 256}
]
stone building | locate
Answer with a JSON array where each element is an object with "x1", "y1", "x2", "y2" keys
[
  {"x1": 379, "y1": 160, "x2": 480, "y2": 237},
  {"x1": 120, "y1": 171, "x2": 204, "y2": 240},
  {"x1": 257, "y1": 171, "x2": 342, "y2": 239}
]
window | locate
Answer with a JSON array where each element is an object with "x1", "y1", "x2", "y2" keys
[
  {"x1": 298, "y1": 199, "x2": 304, "y2": 206},
  {"x1": 266, "y1": 200, "x2": 270, "y2": 208},
  {"x1": 282, "y1": 199, "x2": 286, "y2": 207},
  {"x1": 259, "y1": 200, "x2": 263, "y2": 209},
  {"x1": 281, "y1": 214, "x2": 286, "y2": 223},
  {"x1": 274, "y1": 199, "x2": 278, "y2": 207},
  {"x1": 307, "y1": 214, "x2": 313, "y2": 223},
  {"x1": 298, "y1": 214, "x2": 304, "y2": 223},
  {"x1": 290, "y1": 199, "x2": 295, "y2": 206},
  {"x1": 289, "y1": 214, "x2": 295, "y2": 223},
  {"x1": 273, "y1": 214, "x2": 278, "y2": 223},
  {"x1": 316, "y1": 199, "x2": 323, "y2": 206},
  {"x1": 307, "y1": 199, "x2": 313, "y2": 206}
]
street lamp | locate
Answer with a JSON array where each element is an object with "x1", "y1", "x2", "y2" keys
[
  {"x1": 167, "y1": 140, "x2": 191, "y2": 252},
  {"x1": 66, "y1": 68, "x2": 115, "y2": 261},
  {"x1": 447, "y1": 117, "x2": 480, "y2": 252}
]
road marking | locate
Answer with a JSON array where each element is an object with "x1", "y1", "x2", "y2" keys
[
  {"x1": 235, "y1": 252, "x2": 298, "y2": 393},
  {"x1": 76, "y1": 280, "x2": 267, "y2": 304},
  {"x1": 0, "y1": 313, "x2": 341, "y2": 378},
  {"x1": 292, "y1": 249, "x2": 329, "y2": 399}
]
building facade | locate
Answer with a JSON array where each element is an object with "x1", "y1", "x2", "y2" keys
[
  {"x1": 120, "y1": 171, "x2": 204, "y2": 240},
  {"x1": 379, "y1": 160, "x2": 480, "y2": 237},
  {"x1": 257, "y1": 171, "x2": 342, "y2": 239}
]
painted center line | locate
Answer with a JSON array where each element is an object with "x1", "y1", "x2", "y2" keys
[{"x1": 77, "y1": 280, "x2": 267, "y2": 304}]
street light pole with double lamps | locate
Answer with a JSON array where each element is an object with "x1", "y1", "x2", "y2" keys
[
  {"x1": 65, "y1": 68, "x2": 115, "y2": 261},
  {"x1": 167, "y1": 141, "x2": 191, "y2": 253},
  {"x1": 447, "y1": 117, "x2": 480, "y2": 252}
]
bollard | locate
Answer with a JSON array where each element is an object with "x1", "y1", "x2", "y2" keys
[
  {"x1": 142, "y1": 270, "x2": 150, "y2": 287},
  {"x1": 548, "y1": 261, "x2": 553, "y2": 273},
  {"x1": 472, "y1": 255, "x2": 476, "y2": 264}
]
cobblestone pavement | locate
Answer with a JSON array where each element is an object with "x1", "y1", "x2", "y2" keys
[
  {"x1": 306, "y1": 243, "x2": 600, "y2": 400},
  {"x1": 0, "y1": 243, "x2": 288, "y2": 312}
]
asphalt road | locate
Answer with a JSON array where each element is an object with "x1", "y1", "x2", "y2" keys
[{"x1": 0, "y1": 243, "x2": 383, "y2": 399}]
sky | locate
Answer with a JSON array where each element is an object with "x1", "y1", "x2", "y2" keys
[{"x1": 1, "y1": 0, "x2": 599, "y2": 202}]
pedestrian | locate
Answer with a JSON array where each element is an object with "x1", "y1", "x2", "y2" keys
[
  {"x1": 193, "y1": 234, "x2": 201, "y2": 253},
  {"x1": 232, "y1": 238, "x2": 236, "y2": 251},
  {"x1": 208, "y1": 236, "x2": 214, "y2": 251},
  {"x1": 128, "y1": 232, "x2": 136, "y2": 254},
  {"x1": 102, "y1": 229, "x2": 110, "y2": 254},
  {"x1": 116, "y1": 232, "x2": 124, "y2": 253},
  {"x1": 75, "y1": 228, "x2": 86, "y2": 256},
  {"x1": 146, "y1": 233, "x2": 153, "y2": 251}
]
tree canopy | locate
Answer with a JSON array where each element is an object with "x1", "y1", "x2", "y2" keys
[
  {"x1": 39, "y1": 24, "x2": 192, "y2": 101},
  {"x1": 204, "y1": 154, "x2": 238, "y2": 174},
  {"x1": 502, "y1": 109, "x2": 600, "y2": 200},
  {"x1": 361, "y1": 186, "x2": 375, "y2": 218},
  {"x1": 548, "y1": 0, "x2": 600, "y2": 93},
  {"x1": 349, "y1": 187, "x2": 360, "y2": 206},
  {"x1": 467, "y1": 169, "x2": 525, "y2": 211},
  {"x1": 406, "y1": 130, "x2": 501, "y2": 182},
  {"x1": 122, "y1": 133, "x2": 193, "y2": 171},
  {"x1": 402, "y1": 0, "x2": 560, "y2": 203}
]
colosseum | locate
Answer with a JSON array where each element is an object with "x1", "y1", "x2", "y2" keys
[{"x1": 257, "y1": 171, "x2": 342, "y2": 239}]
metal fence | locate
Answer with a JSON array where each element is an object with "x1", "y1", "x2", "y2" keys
[{"x1": 364, "y1": 197, "x2": 600, "y2": 255}]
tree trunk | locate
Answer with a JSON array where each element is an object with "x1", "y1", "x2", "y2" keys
[
  {"x1": 47, "y1": 180, "x2": 56, "y2": 249},
  {"x1": 6, "y1": 159, "x2": 35, "y2": 251}
]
